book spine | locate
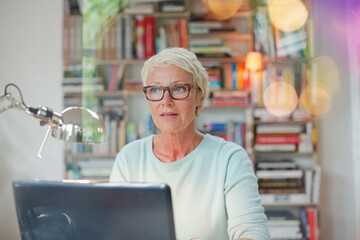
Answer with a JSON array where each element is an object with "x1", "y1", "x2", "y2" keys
[
  {"x1": 144, "y1": 16, "x2": 155, "y2": 58},
  {"x1": 135, "y1": 15, "x2": 145, "y2": 59}
]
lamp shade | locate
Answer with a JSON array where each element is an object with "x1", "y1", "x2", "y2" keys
[
  {"x1": 245, "y1": 52, "x2": 263, "y2": 72},
  {"x1": 51, "y1": 107, "x2": 106, "y2": 143}
]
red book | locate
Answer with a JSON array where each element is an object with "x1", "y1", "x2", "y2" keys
[
  {"x1": 135, "y1": 15, "x2": 145, "y2": 59},
  {"x1": 144, "y1": 16, "x2": 155, "y2": 58},
  {"x1": 179, "y1": 18, "x2": 188, "y2": 49},
  {"x1": 256, "y1": 134, "x2": 300, "y2": 144},
  {"x1": 306, "y1": 207, "x2": 318, "y2": 240}
]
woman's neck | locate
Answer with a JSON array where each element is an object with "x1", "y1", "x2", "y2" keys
[{"x1": 153, "y1": 130, "x2": 204, "y2": 163}]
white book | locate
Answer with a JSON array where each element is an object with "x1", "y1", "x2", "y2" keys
[
  {"x1": 115, "y1": 15, "x2": 124, "y2": 59},
  {"x1": 305, "y1": 168, "x2": 313, "y2": 203},
  {"x1": 124, "y1": 3, "x2": 154, "y2": 14},
  {"x1": 260, "y1": 193, "x2": 309, "y2": 204},
  {"x1": 254, "y1": 144, "x2": 296, "y2": 152},
  {"x1": 256, "y1": 169, "x2": 303, "y2": 179},
  {"x1": 257, "y1": 161, "x2": 297, "y2": 169},
  {"x1": 124, "y1": 15, "x2": 133, "y2": 59},
  {"x1": 311, "y1": 165, "x2": 321, "y2": 203},
  {"x1": 256, "y1": 124, "x2": 303, "y2": 134}
]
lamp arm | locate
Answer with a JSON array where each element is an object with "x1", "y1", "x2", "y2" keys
[
  {"x1": 0, "y1": 93, "x2": 27, "y2": 113},
  {"x1": 0, "y1": 85, "x2": 64, "y2": 127}
]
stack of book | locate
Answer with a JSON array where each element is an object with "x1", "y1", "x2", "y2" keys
[
  {"x1": 256, "y1": 160, "x2": 321, "y2": 205},
  {"x1": 77, "y1": 158, "x2": 115, "y2": 180},
  {"x1": 266, "y1": 210, "x2": 304, "y2": 240},
  {"x1": 256, "y1": 160, "x2": 305, "y2": 195},
  {"x1": 210, "y1": 90, "x2": 250, "y2": 107},
  {"x1": 204, "y1": 64, "x2": 223, "y2": 90},
  {"x1": 62, "y1": 77, "x2": 104, "y2": 94},
  {"x1": 254, "y1": 123, "x2": 305, "y2": 153}
]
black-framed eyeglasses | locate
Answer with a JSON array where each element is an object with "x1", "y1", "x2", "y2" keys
[{"x1": 143, "y1": 84, "x2": 199, "y2": 101}]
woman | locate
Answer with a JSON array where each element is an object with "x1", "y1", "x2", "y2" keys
[{"x1": 110, "y1": 48, "x2": 270, "y2": 240}]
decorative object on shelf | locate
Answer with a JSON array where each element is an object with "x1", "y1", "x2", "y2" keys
[{"x1": 0, "y1": 83, "x2": 106, "y2": 159}]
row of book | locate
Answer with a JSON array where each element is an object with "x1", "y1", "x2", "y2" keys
[
  {"x1": 251, "y1": 60, "x2": 310, "y2": 107},
  {"x1": 254, "y1": 122, "x2": 315, "y2": 153},
  {"x1": 66, "y1": 158, "x2": 115, "y2": 180},
  {"x1": 203, "y1": 62, "x2": 251, "y2": 91},
  {"x1": 266, "y1": 208, "x2": 318, "y2": 240},
  {"x1": 63, "y1": 13, "x2": 189, "y2": 61},
  {"x1": 188, "y1": 19, "x2": 236, "y2": 58},
  {"x1": 207, "y1": 90, "x2": 250, "y2": 107},
  {"x1": 65, "y1": 114, "x2": 158, "y2": 156},
  {"x1": 257, "y1": 160, "x2": 321, "y2": 205},
  {"x1": 253, "y1": 7, "x2": 312, "y2": 59},
  {"x1": 200, "y1": 121, "x2": 247, "y2": 149}
]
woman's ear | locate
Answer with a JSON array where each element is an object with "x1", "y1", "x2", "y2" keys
[{"x1": 196, "y1": 95, "x2": 204, "y2": 107}]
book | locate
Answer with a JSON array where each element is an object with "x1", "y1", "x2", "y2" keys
[
  {"x1": 158, "y1": 1, "x2": 186, "y2": 13},
  {"x1": 124, "y1": 3, "x2": 154, "y2": 14},
  {"x1": 256, "y1": 134, "x2": 300, "y2": 144},
  {"x1": 254, "y1": 144, "x2": 297, "y2": 152},
  {"x1": 135, "y1": 15, "x2": 145, "y2": 59},
  {"x1": 115, "y1": 15, "x2": 124, "y2": 59},
  {"x1": 306, "y1": 207, "x2": 318, "y2": 240},
  {"x1": 256, "y1": 124, "x2": 304, "y2": 134},
  {"x1": 144, "y1": 16, "x2": 155, "y2": 58},
  {"x1": 124, "y1": 15, "x2": 133, "y2": 59},
  {"x1": 256, "y1": 169, "x2": 303, "y2": 179},
  {"x1": 260, "y1": 192, "x2": 309, "y2": 204},
  {"x1": 257, "y1": 160, "x2": 297, "y2": 170}
]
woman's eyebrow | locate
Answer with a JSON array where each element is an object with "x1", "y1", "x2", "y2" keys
[{"x1": 147, "y1": 80, "x2": 190, "y2": 85}]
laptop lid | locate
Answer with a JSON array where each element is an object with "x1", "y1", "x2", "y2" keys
[{"x1": 12, "y1": 180, "x2": 176, "y2": 240}]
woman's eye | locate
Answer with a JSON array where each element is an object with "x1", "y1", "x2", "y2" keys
[
  {"x1": 174, "y1": 86, "x2": 186, "y2": 92},
  {"x1": 151, "y1": 87, "x2": 161, "y2": 93}
]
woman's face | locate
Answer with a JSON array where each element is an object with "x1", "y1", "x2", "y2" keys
[{"x1": 146, "y1": 65, "x2": 202, "y2": 135}]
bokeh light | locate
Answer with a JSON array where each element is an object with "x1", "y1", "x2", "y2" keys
[
  {"x1": 268, "y1": 0, "x2": 309, "y2": 32},
  {"x1": 205, "y1": 0, "x2": 243, "y2": 20},
  {"x1": 263, "y1": 82, "x2": 298, "y2": 117},
  {"x1": 308, "y1": 56, "x2": 340, "y2": 95},
  {"x1": 299, "y1": 82, "x2": 332, "y2": 116}
]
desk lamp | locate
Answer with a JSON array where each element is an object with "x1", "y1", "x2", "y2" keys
[{"x1": 0, "y1": 83, "x2": 106, "y2": 158}]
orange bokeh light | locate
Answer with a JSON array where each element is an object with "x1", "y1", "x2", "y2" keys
[
  {"x1": 309, "y1": 56, "x2": 340, "y2": 95},
  {"x1": 205, "y1": 0, "x2": 243, "y2": 20},
  {"x1": 299, "y1": 83, "x2": 332, "y2": 116},
  {"x1": 263, "y1": 82, "x2": 298, "y2": 117}
]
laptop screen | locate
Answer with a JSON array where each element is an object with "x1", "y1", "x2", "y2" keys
[{"x1": 12, "y1": 180, "x2": 176, "y2": 240}]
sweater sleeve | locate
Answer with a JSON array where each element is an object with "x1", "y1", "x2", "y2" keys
[{"x1": 224, "y1": 149, "x2": 270, "y2": 240}]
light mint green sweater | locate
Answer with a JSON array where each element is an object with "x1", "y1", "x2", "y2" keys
[{"x1": 110, "y1": 134, "x2": 270, "y2": 240}]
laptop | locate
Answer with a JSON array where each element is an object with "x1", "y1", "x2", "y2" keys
[{"x1": 12, "y1": 180, "x2": 176, "y2": 240}]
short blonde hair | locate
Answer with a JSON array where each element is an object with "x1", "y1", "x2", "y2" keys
[{"x1": 141, "y1": 47, "x2": 209, "y2": 116}]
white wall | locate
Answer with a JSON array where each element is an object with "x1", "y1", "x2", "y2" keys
[
  {"x1": 316, "y1": 0, "x2": 357, "y2": 239},
  {"x1": 0, "y1": 1, "x2": 63, "y2": 239}
]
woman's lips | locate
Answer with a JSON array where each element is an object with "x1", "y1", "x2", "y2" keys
[{"x1": 160, "y1": 112, "x2": 178, "y2": 119}]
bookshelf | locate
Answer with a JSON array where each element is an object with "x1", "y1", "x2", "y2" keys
[{"x1": 63, "y1": 0, "x2": 320, "y2": 239}]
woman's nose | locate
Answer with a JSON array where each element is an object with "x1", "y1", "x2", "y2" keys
[{"x1": 161, "y1": 90, "x2": 174, "y2": 105}]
